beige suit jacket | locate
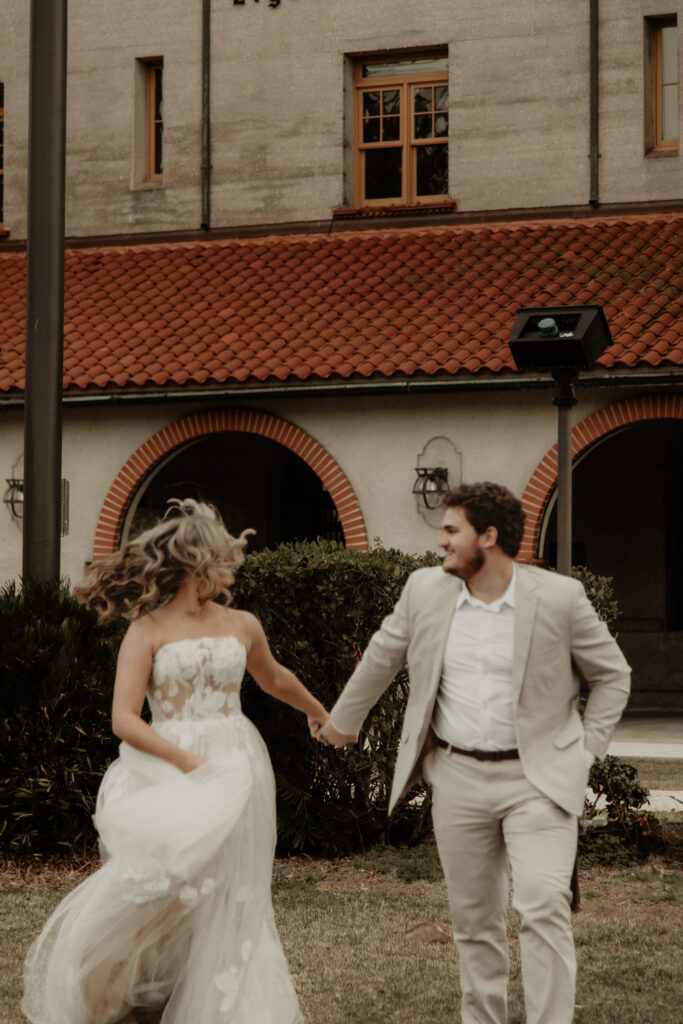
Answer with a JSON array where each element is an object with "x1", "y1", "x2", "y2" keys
[{"x1": 329, "y1": 563, "x2": 631, "y2": 817}]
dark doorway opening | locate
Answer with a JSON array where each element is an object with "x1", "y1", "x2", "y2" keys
[
  {"x1": 126, "y1": 432, "x2": 344, "y2": 550},
  {"x1": 541, "y1": 419, "x2": 683, "y2": 711}
]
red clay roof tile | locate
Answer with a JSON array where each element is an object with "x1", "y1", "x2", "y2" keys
[{"x1": 0, "y1": 213, "x2": 682, "y2": 394}]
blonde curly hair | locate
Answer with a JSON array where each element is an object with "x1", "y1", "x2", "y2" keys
[{"x1": 75, "y1": 499, "x2": 254, "y2": 623}]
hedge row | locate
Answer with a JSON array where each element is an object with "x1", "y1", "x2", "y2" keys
[{"x1": 0, "y1": 544, "x2": 638, "y2": 862}]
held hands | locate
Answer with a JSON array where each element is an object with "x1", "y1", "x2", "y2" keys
[{"x1": 315, "y1": 718, "x2": 357, "y2": 748}]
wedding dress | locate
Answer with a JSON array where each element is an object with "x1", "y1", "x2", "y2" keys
[{"x1": 22, "y1": 636, "x2": 305, "y2": 1024}]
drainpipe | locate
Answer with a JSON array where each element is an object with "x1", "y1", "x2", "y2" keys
[
  {"x1": 589, "y1": 0, "x2": 599, "y2": 206},
  {"x1": 201, "y1": 0, "x2": 211, "y2": 230}
]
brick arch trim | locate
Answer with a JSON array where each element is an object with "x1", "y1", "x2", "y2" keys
[
  {"x1": 519, "y1": 394, "x2": 683, "y2": 562},
  {"x1": 92, "y1": 409, "x2": 369, "y2": 558}
]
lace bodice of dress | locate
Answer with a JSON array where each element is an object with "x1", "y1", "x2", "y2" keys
[{"x1": 147, "y1": 636, "x2": 247, "y2": 723}]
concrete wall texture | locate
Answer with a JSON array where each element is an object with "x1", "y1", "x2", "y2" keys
[{"x1": 1, "y1": 0, "x2": 681, "y2": 239}]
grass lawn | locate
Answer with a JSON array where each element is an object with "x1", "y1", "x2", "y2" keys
[{"x1": 3, "y1": 850, "x2": 682, "y2": 1024}]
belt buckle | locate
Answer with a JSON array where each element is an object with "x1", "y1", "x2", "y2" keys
[{"x1": 473, "y1": 749, "x2": 490, "y2": 761}]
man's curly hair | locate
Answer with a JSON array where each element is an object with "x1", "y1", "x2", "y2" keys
[{"x1": 444, "y1": 482, "x2": 525, "y2": 558}]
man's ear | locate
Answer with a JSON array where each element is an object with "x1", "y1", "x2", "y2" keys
[{"x1": 480, "y1": 525, "x2": 498, "y2": 549}]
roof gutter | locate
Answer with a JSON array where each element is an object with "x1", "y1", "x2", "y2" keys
[{"x1": 0, "y1": 370, "x2": 682, "y2": 410}]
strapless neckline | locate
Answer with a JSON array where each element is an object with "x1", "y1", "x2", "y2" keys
[{"x1": 153, "y1": 635, "x2": 247, "y2": 662}]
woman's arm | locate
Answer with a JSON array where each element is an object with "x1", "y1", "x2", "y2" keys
[
  {"x1": 243, "y1": 613, "x2": 328, "y2": 733},
  {"x1": 111, "y1": 622, "x2": 206, "y2": 773}
]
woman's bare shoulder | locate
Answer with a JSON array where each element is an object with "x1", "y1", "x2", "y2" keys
[
  {"x1": 223, "y1": 607, "x2": 264, "y2": 641},
  {"x1": 120, "y1": 611, "x2": 161, "y2": 652}
]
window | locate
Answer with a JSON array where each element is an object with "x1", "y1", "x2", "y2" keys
[
  {"x1": 146, "y1": 60, "x2": 164, "y2": 180},
  {"x1": 133, "y1": 58, "x2": 164, "y2": 188},
  {"x1": 646, "y1": 16, "x2": 679, "y2": 153},
  {"x1": 353, "y1": 52, "x2": 448, "y2": 207},
  {"x1": 0, "y1": 83, "x2": 4, "y2": 224}
]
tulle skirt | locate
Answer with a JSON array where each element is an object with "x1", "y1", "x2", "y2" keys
[{"x1": 22, "y1": 714, "x2": 304, "y2": 1024}]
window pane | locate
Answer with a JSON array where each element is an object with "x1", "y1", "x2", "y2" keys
[
  {"x1": 365, "y1": 147, "x2": 402, "y2": 200},
  {"x1": 154, "y1": 123, "x2": 163, "y2": 174},
  {"x1": 416, "y1": 144, "x2": 448, "y2": 196},
  {"x1": 414, "y1": 87, "x2": 433, "y2": 112},
  {"x1": 661, "y1": 83, "x2": 678, "y2": 140},
  {"x1": 363, "y1": 118, "x2": 380, "y2": 143},
  {"x1": 435, "y1": 85, "x2": 448, "y2": 110},
  {"x1": 382, "y1": 89, "x2": 400, "y2": 115},
  {"x1": 382, "y1": 115, "x2": 400, "y2": 141},
  {"x1": 154, "y1": 68, "x2": 163, "y2": 121},
  {"x1": 362, "y1": 57, "x2": 448, "y2": 78},
  {"x1": 661, "y1": 25, "x2": 678, "y2": 83},
  {"x1": 363, "y1": 92, "x2": 380, "y2": 117},
  {"x1": 414, "y1": 113, "x2": 432, "y2": 139},
  {"x1": 434, "y1": 113, "x2": 448, "y2": 137}
]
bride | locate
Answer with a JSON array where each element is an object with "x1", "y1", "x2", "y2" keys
[{"x1": 22, "y1": 499, "x2": 329, "y2": 1024}]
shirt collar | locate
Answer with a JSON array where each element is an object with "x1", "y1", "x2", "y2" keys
[{"x1": 456, "y1": 562, "x2": 517, "y2": 612}]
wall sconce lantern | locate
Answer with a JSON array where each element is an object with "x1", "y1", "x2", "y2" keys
[
  {"x1": 3, "y1": 477, "x2": 70, "y2": 535},
  {"x1": 4, "y1": 478, "x2": 24, "y2": 519},
  {"x1": 413, "y1": 466, "x2": 449, "y2": 510}
]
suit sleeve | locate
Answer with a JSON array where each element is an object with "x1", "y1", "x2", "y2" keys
[
  {"x1": 569, "y1": 581, "x2": 631, "y2": 760},
  {"x1": 328, "y1": 574, "x2": 413, "y2": 737}
]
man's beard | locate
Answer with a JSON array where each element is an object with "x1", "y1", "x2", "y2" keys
[{"x1": 443, "y1": 549, "x2": 484, "y2": 581}]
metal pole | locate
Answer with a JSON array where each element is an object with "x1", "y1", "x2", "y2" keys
[
  {"x1": 22, "y1": 0, "x2": 68, "y2": 581},
  {"x1": 553, "y1": 368, "x2": 580, "y2": 913},
  {"x1": 552, "y1": 370, "x2": 578, "y2": 577}
]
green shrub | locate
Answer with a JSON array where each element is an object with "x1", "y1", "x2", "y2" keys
[
  {"x1": 0, "y1": 578, "x2": 123, "y2": 861},
  {"x1": 580, "y1": 755, "x2": 661, "y2": 865},
  {"x1": 1, "y1": 549, "x2": 645, "y2": 864},
  {"x1": 571, "y1": 565, "x2": 620, "y2": 633},
  {"x1": 233, "y1": 539, "x2": 440, "y2": 856}
]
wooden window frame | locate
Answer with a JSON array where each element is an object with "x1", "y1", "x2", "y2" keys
[
  {"x1": 353, "y1": 51, "x2": 448, "y2": 208},
  {"x1": 0, "y1": 83, "x2": 4, "y2": 225},
  {"x1": 145, "y1": 59, "x2": 164, "y2": 181},
  {"x1": 650, "y1": 16, "x2": 679, "y2": 153}
]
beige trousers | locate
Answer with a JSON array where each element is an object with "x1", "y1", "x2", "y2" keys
[{"x1": 424, "y1": 747, "x2": 578, "y2": 1024}]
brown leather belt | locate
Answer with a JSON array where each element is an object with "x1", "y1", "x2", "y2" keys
[{"x1": 434, "y1": 736, "x2": 519, "y2": 761}]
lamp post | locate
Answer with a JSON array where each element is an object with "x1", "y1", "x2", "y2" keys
[
  {"x1": 508, "y1": 304, "x2": 613, "y2": 913},
  {"x1": 508, "y1": 304, "x2": 613, "y2": 575},
  {"x1": 23, "y1": 0, "x2": 68, "y2": 581}
]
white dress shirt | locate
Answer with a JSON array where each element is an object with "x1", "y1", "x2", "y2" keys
[{"x1": 432, "y1": 566, "x2": 518, "y2": 752}]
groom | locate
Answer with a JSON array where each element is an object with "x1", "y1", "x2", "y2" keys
[{"x1": 317, "y1": 481, "x2": 631, "y2": 1024}]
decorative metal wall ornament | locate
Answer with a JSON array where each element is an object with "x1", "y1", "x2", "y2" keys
[
  {"x1": 414, "y1": 436, "x2": 462, "y2": 528},
  {"x1": 3, "y1": 477, "x2": 70, "y2": 536},
  {"x1": 413, "y1": 467, "x2": 449, "y2": 510},
  {"x1": 4, "y1": 479, "x2": 24, "y2": 519}
]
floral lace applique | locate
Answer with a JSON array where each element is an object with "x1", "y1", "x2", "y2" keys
[
  {"x1": 120, "y1": 863, "x2": 172, "y2": 905},
  {"x1": 215, "y1": 966, "x2": 240, "y2": 1016},
  {"x1": 179, "y1": 876, "x2": 216, "y2": 907},
  {"x1": 148, "y1": 636, "x2": 246, "y2": 723}
]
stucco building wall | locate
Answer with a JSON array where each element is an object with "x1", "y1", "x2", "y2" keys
[
  {"x1": 1, "y1": 0, "x2": 681, "y2": 239},
  {"x1": 0, "y1": 385, "x2": 628, "y2": 586}
]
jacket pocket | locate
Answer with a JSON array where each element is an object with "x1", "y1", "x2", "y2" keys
[{"x1": 552, "y1": 717, "x2": 585, "y2": 749}]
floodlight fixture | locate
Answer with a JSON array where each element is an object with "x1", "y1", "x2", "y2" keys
[{"x1": 508, "y1": 304, "x2": 613, "y2": 372}]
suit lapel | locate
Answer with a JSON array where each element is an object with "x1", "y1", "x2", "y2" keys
[
  {"x1": 512, "y1": 565, "x2": 540, "y2": 702},
  {"x1": 421, "y1": 573, "x2": 462, "y2": 703}
]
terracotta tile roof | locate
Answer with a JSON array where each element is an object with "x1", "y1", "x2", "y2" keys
[{"x1": 0, "y1": 212, "x2": 681, "y2": 395}]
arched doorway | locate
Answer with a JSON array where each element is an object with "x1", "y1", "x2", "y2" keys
[
  {"x1": 92, "y1": 409, "x2": 368, "y2": 559},
  {"x1": 522, "y1": 395, "x2": 683, "y2": 713},
  {"x1": 126, "y1": 432, "x2": 344, "y2": 549}
]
